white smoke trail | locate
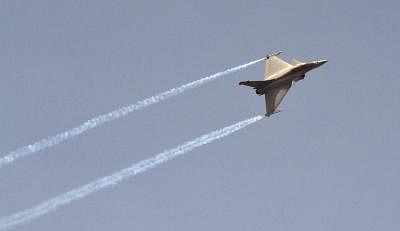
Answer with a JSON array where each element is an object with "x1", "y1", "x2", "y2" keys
[
  {"x1": 0, "y1": 58, "x2": 264, "y2": 169},
  {"x1": 0, "y1": 115, "x2": 263, "y2": 230}
]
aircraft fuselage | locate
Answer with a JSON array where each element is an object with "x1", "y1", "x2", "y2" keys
[{"x1": 256, "y1": 60, "x2": 327, "y2": 95}]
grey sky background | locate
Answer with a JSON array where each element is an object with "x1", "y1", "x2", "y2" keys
[{"x1": 1, "y1": 0, "x2": 399, "y2": 230}]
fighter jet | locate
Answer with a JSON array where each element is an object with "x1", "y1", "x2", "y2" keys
[{"x1": 239, "y1": 52, "x2": 327, "y2": 116}]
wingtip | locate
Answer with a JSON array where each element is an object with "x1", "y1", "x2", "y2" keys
[
  {"x1": 265, "y1": 109, "x2": 283, "y2": 117},
  {"x1": 266, "y1": 51, "x2": 283, "y2": 59}
]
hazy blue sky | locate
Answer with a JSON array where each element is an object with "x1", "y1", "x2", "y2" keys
[{"x1": 1, "y1": 0, "x2": 399, "y2": 230}]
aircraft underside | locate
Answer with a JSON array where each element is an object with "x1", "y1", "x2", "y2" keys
[{"x1": 255, "y1": 73, "x2": 304, "y2": 95}]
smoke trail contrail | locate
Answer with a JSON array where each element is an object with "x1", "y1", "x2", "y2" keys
[
  {"x1": 0, "y1": 115, "x2": 263, "y2": 230},
  {"x1": 0, "y1": 58, "x2": 265, "y2": 169}
]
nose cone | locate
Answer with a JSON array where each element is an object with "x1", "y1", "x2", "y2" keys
[{"x1": 316, "y1": 60, "x2": 328, "y2": 66}]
